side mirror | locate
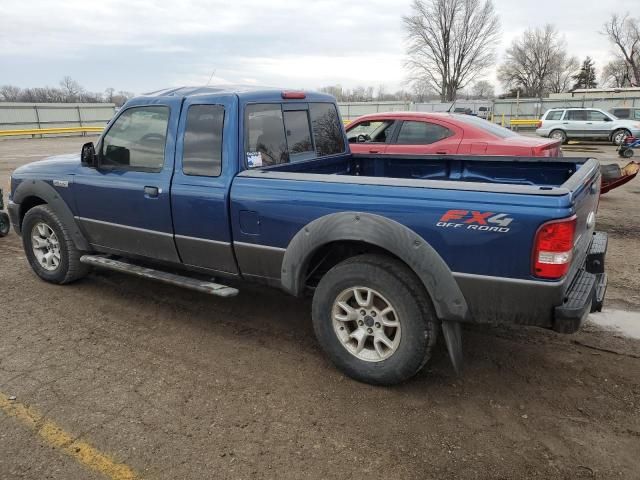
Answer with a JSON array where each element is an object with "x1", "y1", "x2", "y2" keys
[{"x1": 81, "y1": 142, "x2": 97, "y2": 167}]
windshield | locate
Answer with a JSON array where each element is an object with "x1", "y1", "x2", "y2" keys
[{"x1": 452, "y1": 114, "x2": 518, "y2": 139}]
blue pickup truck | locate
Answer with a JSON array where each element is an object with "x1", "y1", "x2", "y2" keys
[{"x1": 8, "y1": 86, "x2": 608, "y2": 385}]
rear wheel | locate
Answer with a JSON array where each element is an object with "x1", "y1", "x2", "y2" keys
[
  {"x1": 312, "y1": 254, "x2": 438, "y2": 385},
  {"x1": 612, "y1": 129, "x2": 631, "y2": 145},
  {"x1": 550, "y1": 129, "x2": 567, "y2": 144},
  {"x1": 22, "y1": 205, "x2": 89, "y2": 284}
]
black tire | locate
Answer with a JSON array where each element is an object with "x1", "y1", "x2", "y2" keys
[
  {"x1": 549, "y1": 129, "x2": 567, "y2": 144},
  {"x1": 0, "y1": 212, "x2": 9, "y2": 237},
  {"x1": 612, "y1": 129, "x2": 631, "y2": 146},
  {"x1": 21, "y1": 204, "x2": 90, "y2": 284},
  {"x1": 621, "y1": 148, "x2": 634, "y2": 158},
  {"x1": 312, "y1": 254, "x2": 438, "y2": 385}
]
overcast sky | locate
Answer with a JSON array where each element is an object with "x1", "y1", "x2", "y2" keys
[{"x1": 0, "y1": 0, "x2": 637, "y2": 95}]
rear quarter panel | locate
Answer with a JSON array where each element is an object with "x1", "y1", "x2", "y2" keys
[{"x1": 230, "y1": 175, "x2": 575, "y2": 280}]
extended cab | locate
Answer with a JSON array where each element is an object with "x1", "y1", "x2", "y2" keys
[{"x1": 8, "y1": 86, "x2": 608, "y2": 385}]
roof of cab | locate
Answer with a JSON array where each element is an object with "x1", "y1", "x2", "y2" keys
[{"x1": 140, "y1": 85, "x2": 335, "y2": 102}]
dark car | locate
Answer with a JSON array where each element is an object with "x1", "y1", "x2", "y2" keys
[{"x1": 609, "y1": 107, "x2": 640, "y2": 121}]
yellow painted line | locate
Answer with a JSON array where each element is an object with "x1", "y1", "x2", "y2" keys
[
  {"x1": 0, "y1": 392, "x2": 140, "y2": 480},
  {"x1": 0, "y1": 127, "x2": 104, "y2": 137}
]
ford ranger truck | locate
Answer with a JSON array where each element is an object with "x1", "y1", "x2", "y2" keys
[{"x1": 7, "y1": 86, "x2": 608, "y2": 385}]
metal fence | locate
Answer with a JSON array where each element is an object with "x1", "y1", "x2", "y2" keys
[
  {"x1": 0, "y1": 103, "x2": 115, "y2": 138},
  {"x1": 338, "y1": 100, "x2": 491, "y2": 121},
  {"x1": 339, "y1": 95, "x2": 640, "y2": 128},
  {"x1": 492, "y1": 95, "x2": 640, "y2": 127}
]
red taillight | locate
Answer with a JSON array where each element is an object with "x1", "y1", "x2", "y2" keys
[
  {"x1": 282, "y1": 91, "x2": 306, "y2": 99},
  {"x1": 532, "y1": 216, "x2": 576, "y2": 279},
  {"x1": 536, "y1": 121, "x2": 542, "y2": 128}
]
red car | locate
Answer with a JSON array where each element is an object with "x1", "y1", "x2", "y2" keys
[{"x1": 346, "y1": 112, "x2": 562, "y2": 156}]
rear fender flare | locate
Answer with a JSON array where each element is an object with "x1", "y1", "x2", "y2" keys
[
  {"x1": 281, "y1": 212, "x2": 470, "y2": 323},
  {"x1": 13, "y1": 179, "x2": 90, "y2": 251}
]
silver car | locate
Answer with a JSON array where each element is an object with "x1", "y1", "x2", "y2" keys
[{"x1": 536, "y1": 108, "x2": 640, "y2": 144}]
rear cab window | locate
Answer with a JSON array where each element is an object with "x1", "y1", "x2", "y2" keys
[{"x1": 245, "y1": 102, "x2": 345, "y2": 168}]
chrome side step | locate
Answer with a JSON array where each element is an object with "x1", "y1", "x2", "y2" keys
[{"x1": 80, "y1": 255, "x2": 239, "y2": 298}]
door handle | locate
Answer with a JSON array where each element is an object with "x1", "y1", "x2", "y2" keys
[
  {"x1": 436, "y1": 151, "x2": 447, "y2": 154},
  {"x1": 144, "y1": 186, "x2": 160, "y2": 198},
  {"x1": 369, "y1": 149, "x2": 381, "y2": 154}
]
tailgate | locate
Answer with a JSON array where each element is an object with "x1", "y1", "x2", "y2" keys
[{"x1": 564, "y1": 159, "x2": 601, "y2": 282}]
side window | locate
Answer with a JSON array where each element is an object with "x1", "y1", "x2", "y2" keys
[
  {"x1": 347, "y1": 120, "x2": 395, "y2": 143},
  {"x1": 635, "y1": 110, "x2": 640, "y2": 120},
  {"x1": 101, "y1": 106, "x2": 169, "y2": 171},
  {"x1": 182, "y1": 105, "x2": 224, "y2": 177},
  {"x1": 567, "y1": 110, "x2": 587, "y2": 121},
  {"x1": 546, "y1": 111, "x2": 564, "y2": 121},
  {"x1": 245, "y1": 104, "x2": 287, "y2": 167},
  {"x1": 395, "y1": 121, "x2": 453, "y2": 145},
  {"x1": 310, "y1": 103, "x2": 345, "y2": 156},
  {"x1": 283, "y1": 110, "x2": 315, "y2": 161},
  {"x1": 587, "y1": 110, "x2": 608, "y2": 122},
  {"x1": 612, "y1": 109, "x2": 627, "y2": 118}
]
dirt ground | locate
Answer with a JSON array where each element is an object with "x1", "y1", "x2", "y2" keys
[{"x1": 0, "y1": 137, "x2": 639, "y2": 480}]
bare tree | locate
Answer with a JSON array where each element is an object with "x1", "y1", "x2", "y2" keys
[
  {"x1": 498, "y1": 25, "x2": 570, "y2": 98},
  {"x1": 403, "y1": 0, "x2": 500, "y2": 102},
  {"x1": 104, "y1": 87, "x2": 116, "y2": 103},
  {"x1": 59, "y1": 76, "x2": 84, "y2": 102},
  {"x1": 547, "y1": 53, "x2": 579, "y2": 93},
  {"x1": 603, "y1": 14, "x2": 640, "y2": 86},
  {"x1": 471, "y1": 80, "x2": 494, "y2": 98},
  {"x1": 601, "y1": 57, "x2": 634, "y2": 87},
  {"x1": 0, "y1": 85, "x2": 22, "y2": 101}
]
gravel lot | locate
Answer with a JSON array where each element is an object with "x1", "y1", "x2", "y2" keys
[{"x1": 1, "y1": 137, "x2": 639, "y2": 480}]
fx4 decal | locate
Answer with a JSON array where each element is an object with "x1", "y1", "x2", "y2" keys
[{"x1": 436, "y1": 210, "x2": 514, "y2": 233}]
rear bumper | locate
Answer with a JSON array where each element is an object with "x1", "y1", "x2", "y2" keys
[
  {"x1": 454, "y1": 231, "x2": 608, "y2": 330},
  {"x1": 7, "y1": 200, "x2": 20, "y2": 235},
  {"x1": 552, "y1": 231, "x2": 608, "y2": 333}
]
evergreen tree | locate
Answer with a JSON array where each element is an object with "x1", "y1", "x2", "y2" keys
[{"x1": 572, "y1": 57, "x2": 598, "y2": 90}]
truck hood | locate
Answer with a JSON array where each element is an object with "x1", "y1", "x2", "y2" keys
[{"x1": 13, "y1": 153, "x2": 81, "y2": 175}]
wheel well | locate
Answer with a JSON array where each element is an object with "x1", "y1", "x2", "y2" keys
[
  {"x1": 611, "y1": 128, "x2": 631, "y2": 138},
  {"x1": 19, "y1": 195, "x2": 46, "y2": 227},
  {"x1": 304, "y1": 240, "x2": 403, "y2": 289}
]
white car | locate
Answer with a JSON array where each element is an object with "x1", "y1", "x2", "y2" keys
[{"x1": 536, "y1": 108, "x2": 640, "y2": 145}]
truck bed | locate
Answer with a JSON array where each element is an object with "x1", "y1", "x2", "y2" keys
[
  {"x1": 261, "y1": 153, "x2": 587, "y2": 190},
  {"x1": 233, "y1": 153, "x2": 601, "y2": 326}
]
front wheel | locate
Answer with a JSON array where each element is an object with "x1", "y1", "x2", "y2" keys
[
  {"x1": 21, "y1": 205, "x2": 89, "y2": 284},
  {"x1": 312, "y1": 254, "x2": 438, "y2": 385}
]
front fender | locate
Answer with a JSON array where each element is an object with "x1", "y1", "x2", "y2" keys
[
  {"x1": 12, "y1": 179, "x2": 90, "y2": 251},
  {"x1": 281, "y1": 212, "x2": 470, "y2": 323}
]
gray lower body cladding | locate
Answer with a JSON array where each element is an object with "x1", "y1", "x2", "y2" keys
[{"x1": 453, "y1": 273, "x2": 563, "y2": 327}]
